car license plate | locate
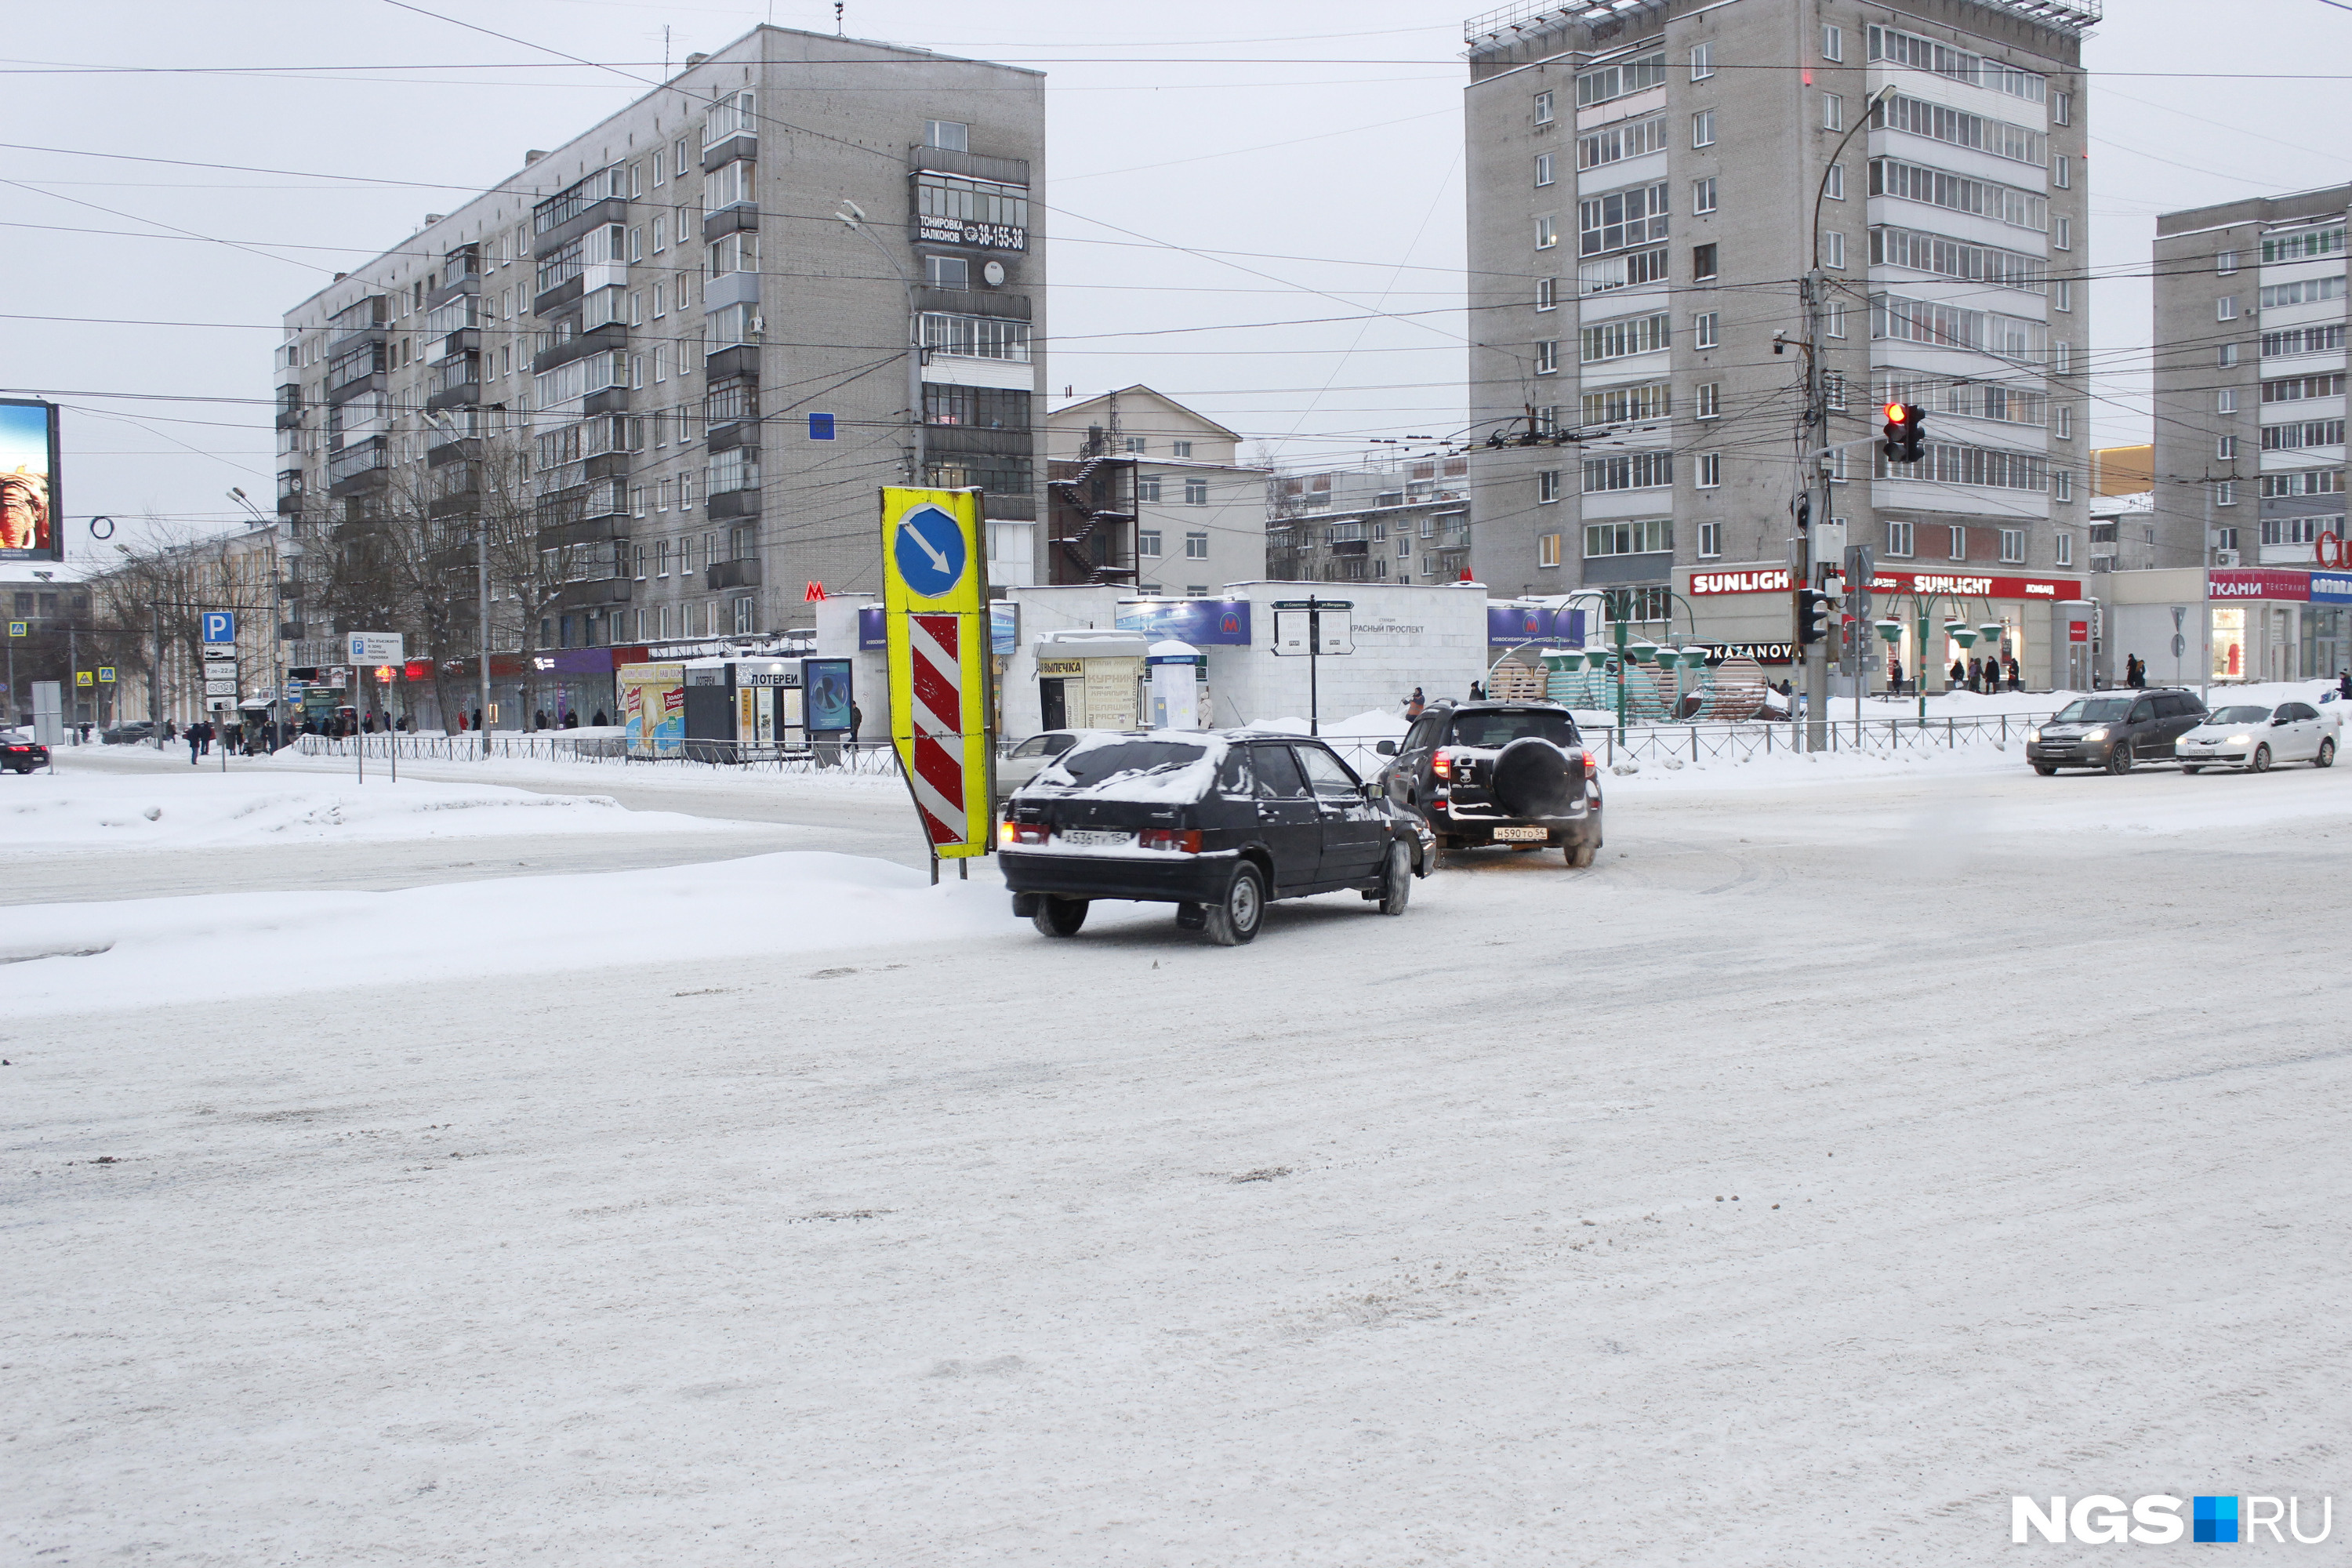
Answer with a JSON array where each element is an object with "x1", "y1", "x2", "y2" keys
[
  {"x1": 1062, "y1": 829, "x2": 1133, "y2": 848},
  {"x1": 1492, "y1": 825, "x2": 1548, "y2": 842}
]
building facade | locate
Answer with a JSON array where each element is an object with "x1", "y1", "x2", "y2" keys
[
  {"x1": 274, "y1": 25, "x2": 1044, "y2": 722},
  {"x1": 1268, "y1": 457, "x2": 1472, "y2": 585},
  {"x1": 1045, "y1": 387, "x2": 1270, "y2": 596},
  {"x1": 1463, "y1": 0, "x2": 2094, "y2": 686}
]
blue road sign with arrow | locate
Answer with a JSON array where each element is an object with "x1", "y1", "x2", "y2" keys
[{"x1": 891, "y1": 503, "x2": 967, "y2": 600}]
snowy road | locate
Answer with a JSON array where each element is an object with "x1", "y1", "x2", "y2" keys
[{"x1": 7, "y1": 759, "x2": 2350, "y2": 1564}]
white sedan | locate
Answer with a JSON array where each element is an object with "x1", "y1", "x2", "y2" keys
[
  {"x1": 2175, "y1": 701, "x2": 2339, "y2": 773},
  {"x1": 996, "y1": 730, "x2": 1107, "y2": 800}
]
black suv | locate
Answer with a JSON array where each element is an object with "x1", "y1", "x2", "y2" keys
[
  {"x1": 1374, "y1": 701, "x2": 1602, "y2": 866},
  {"x1": 2027, "y1": 689, "x2": 2208, "y2": 775},
  {"x1": 1001, "y1": 731, "x2": 1433, "y2": 946}
]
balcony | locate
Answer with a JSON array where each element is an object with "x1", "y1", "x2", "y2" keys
[
  {"x1": 552, "y1": 577, "x2": 633, "y2": 611},
  {"x1": 918, "y1": 286, "x2": 1029, "y2": 322},
  {"x1": 532, "y1": 324, "x2": 626, "y2": 378},
  {"x1": 532, "y1": 165, "x2": 629, "y2": 255},
  {"x1": 702, "y1": 204, "x2": 757, "y2": 244},
  {"x1": 327, "y1": 437, "x2": 388, "y2": 496},
  {"x1": 709, "y1": 488, "x2": 761, "y2": 521},
  {"x1": 907, "y1": 144, "x2": 1031, "y2": 187},
  {"x1": 705, "y1": 557, "x2": 762, "y2": 591},
  {"x1": 1329, "y1": 539, "x2": 1369, "y2": 557},
  {"x1": 705, "y1": 344, "x2": 759, "y2": 383},
  {"x1": 275, "y1": 385, "x2": 304, "y2": 430}
]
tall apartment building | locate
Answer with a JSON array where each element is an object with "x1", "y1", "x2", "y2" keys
[
  {"x1": 2152, "y1": 187, "x2": 2349, "y2": 571},
  {"x1": 274, "y1": 26, "x2": 1043, "y2": 722},
  {"x1": 1464, "y1": 0, "x2": 2095, "y2": 684},
  {"x1": 1044, "y1": 387, "x2": 1270, "y2": 596},
  {"x1": 1268, "y1": 457, "x2": 1473, "y2": 585}
]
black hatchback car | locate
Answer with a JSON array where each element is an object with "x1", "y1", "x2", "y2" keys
[
  {"x1": 1372, "y1": 701, "x2": 1602, "y2": 866},
  {"x1": 2, "y1": 727, "x2": 49, "y2": 772},
  {"x1": 1000, "y1": 731, "x2": 1433, "y2": 946},
  {"x1": 2027, "y1": 689, "x2": 2207, "y2": 775}
]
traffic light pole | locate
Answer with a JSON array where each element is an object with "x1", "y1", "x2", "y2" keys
[{"x1": 1800, "y1": 271, "x2": 1830, "y2": 752}]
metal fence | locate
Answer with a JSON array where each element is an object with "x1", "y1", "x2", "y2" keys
[
  {"x1": 290, "y1": 731, "x2": 903, "y2": 775},
  {"x1": 1585, "y1": 710, "x2": 2031, "y2": 768}
]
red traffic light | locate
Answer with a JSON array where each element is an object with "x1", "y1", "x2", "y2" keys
[{"x1": 1883, "y1": 401, "x2": 1909, "y2": 424}]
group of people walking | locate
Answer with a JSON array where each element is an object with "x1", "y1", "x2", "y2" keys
[{"x1": 1951, "y1": 655, "x2": 2021, "y2": 694}]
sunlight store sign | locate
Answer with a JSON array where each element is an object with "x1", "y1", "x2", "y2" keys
[{"x1": 1687, "y1": 568, "x2": 2082, "y2": 601}]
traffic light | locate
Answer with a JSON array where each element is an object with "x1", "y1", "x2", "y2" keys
[
  {"x1": 1795, "y1": 588, "x2": 1835, "y2": 646},
  {"x1": 1881, "y1": 401, "x2": 1926, "y2": 463}
]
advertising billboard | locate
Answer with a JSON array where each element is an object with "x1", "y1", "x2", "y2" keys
[
  {"x1": 804, "y1": 657, "x2": 855, "y2": 733},
  {"x1": 0, "y1": 399, "x2": 60, "y2": 562},
  {"x1": 1116, "y1": 597, "x2": 1253, "y2": 646}
]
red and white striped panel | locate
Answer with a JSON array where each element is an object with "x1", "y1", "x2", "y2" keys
[{"x1": 906, "y1": 612, "x2": 969, "y2": 845}]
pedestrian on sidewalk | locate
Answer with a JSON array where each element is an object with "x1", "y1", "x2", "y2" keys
[
  {"x1": 849, "y1": 701, "x2": 864, "y2": 745},
  {"x1": 187, "y1": 724, "x2": 201, "y2": 765},
  {"x1": 2006, "y1": 655, "x2": 2021, "y2": 691},
  {"x1": 1468, "y1": 681, "x2": 1485, "y2": 702},
  {"x1": 1950, "y1": 657, "x2": 1965, "y2": 688},
  {"x1": 1405, "y1": 686, "x2": 1426, "y2": 719}
]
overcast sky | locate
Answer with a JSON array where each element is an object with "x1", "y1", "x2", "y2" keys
[{"x1": 5, "y1": 0, "x2": 2349, "y2": 572}]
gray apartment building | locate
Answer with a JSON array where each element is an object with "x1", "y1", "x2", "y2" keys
[
  {"x1": 2151, "y1": 186, "x2": 2349, "y2": 572},
  {"x1": 1268, "y1": 457, "x2": 1473, "y2": 585},
  {"x1": 274, "y1": 24, "x2": 1043, "y2": 718},
  {"x1": 1463, "y1": 0, "x2": 2095, "y2": 683}
]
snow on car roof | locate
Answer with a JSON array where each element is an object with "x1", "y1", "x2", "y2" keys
[{"x1": 1036, "y1": 731, "x2": 1229, "y2": 801}]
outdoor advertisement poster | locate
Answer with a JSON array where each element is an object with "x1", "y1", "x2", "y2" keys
[
  {"x1": 0, "y1": 399, "x2": 61, "y2": 562},
  {"x1": 1115, "y1": 598, "x2": 1251, "y2": 646},
  {"x1": 804, "y1": 657, "x2": 855, "y2": 733},
  {"x1": 618, "y1": 662, "x2": 684, "y2": 756}
]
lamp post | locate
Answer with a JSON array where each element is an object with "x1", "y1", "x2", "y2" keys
[
  {"x1": 836, "y1": 199, "x2": 926, "y2": 485},
  {"x1": 228, "y1": 487, "x2": 287, "y2": 751},
  {"x1": 423, "y1": 410, "x2": 493, "y2": 757}
]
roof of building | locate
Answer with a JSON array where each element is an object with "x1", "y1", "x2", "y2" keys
[{"x1": 1047, "y1": 385, "x2": 1241, "y2": 443}]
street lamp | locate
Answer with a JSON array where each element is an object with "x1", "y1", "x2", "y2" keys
[
  {"x1": 422, "y1": 409, "x2": 493, "y2": 758},
  {"x1": 835, "y1": 199, "x2": 926, "y2": 484},
  {"x1": 227, "y1": 486, "x2": 287, "y2": 750}
]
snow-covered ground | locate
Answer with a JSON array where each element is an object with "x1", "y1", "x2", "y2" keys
[{"x1": 7, "y1": 752, "x2": 2349, "y2": 1563}]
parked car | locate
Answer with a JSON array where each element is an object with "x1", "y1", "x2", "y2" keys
[
  {"x1": 2, "y1": 728, "x2": 49, "y2": 772},
  {"x1": 100, "y1": 720, "x2": 155, "y2": 745},
  {"x1": 2026, "y1": 690, "x2": 2207, "y2": 775},
  {"x1": 2176, "y1": 701, "x2": 2339, "y2": 773},
  {"x1": 1000, "y1": 730, "x2": 1432, "y2": 946},
  {"x1": 995, "y1": 729, "x2": 1103, "y2": 800},
  {"x1": 1371, "y1": 700, "x2": 1603, "y2": 866}
]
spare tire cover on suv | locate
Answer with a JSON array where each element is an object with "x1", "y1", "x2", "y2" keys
[{"x1": 1490, "y1": 736, "x2": 1578, "y2": 816}]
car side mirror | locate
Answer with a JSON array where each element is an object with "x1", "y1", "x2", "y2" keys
[
  {"x1": 1374, "y1": 739, "x2": 1397, "y2": 756},
  {"x1": 2274, "y1": 716, "x2": 2292, "y2": 725},
  {"x1": 1361, "y1": 781, "x2": 1383, "y2": 801}
]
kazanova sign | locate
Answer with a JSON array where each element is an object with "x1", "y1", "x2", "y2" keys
[{"x1": 1689, "y1": 568, "x2": 2083, "y2": 601}]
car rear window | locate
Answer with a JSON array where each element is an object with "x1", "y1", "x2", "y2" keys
[
  {"x1": 1447, "y1": 708, "x2": 1577, "y2": 749},
  {"x1": 1054, "y1": 739, "x2": 1209, "y2": 786}
]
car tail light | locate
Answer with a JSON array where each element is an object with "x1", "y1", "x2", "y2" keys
[
  {"x1": 1138, "y1": 828, "x2": 1203, "y2": 853},
  {"x1": 1432, "y1": 748, "x2": 1453, "y2": 780},
  {"x1": 1002, "y1": 822, "x2": 1050, "y2": 846},
  {"x1": 1581, "y1": 750, "x2": 1595, "y2": 775}
]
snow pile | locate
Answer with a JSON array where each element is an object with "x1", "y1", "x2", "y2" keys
[
  {"x1": 0, "y1": 851, "x2": 1014, "y2": 1015},
  {"x1": 5, "y1": 772, "x2": 749, "y2": 850}
]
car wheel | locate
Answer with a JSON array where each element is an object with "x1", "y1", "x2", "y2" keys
[
  {"x1": 2180, "y1": 766, "x2": 2201, "y2": 775},
  {"x1": 2033, "y1": 764, "x2": 2058, "y2": 776},
  {"x1": 1203, "y1": 862, "x2": 1265, "y2": 946},
  {"x1": 2318, "y1": 738, "x2": 2336, "y2": 769},
  {"x1": 1374, "y1": 840, "x2": 1411, "y2": 916},
  {"x1": 2252, "y1": 744, "x2": 2270, "y2": 774},
  {"x1": 1565, "y1": 841, "x2": 1598, "y2": 868},
  {"x1": 1031, "y1": 897, "x2": 1089, "y2": 938},
  {"x1": 2107, "y1": 746, "x2": 2132, "y2": 775}
]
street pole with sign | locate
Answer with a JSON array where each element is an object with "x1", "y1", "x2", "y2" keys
[{"x1": 1271, "y1": 597, "x2": 1354, "y2": 735}]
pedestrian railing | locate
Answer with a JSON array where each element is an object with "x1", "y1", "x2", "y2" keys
[
  {"x1": 289, "y1": 731, "x2": 902, "y2": 775},
  {"x1": 1584, "y1": 710, "x2": 2032, "y2": 768}
]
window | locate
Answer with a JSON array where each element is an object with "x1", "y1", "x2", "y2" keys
[
  {"x1": 1867, "y1": 25, "x2": 2045, "y2": 102},
  {"x1": 1696, "y1": 382, "x2": 1719, "y2": 419},
  {"x1": 2219, "y1": 343, "x2": 2239, "y2": 368},
  {"x1": 1185, "y1": 531, "x2": 1208, "y2": 558},
  {"x1": 1577, "y1": 245, "x2": 1670, "y2": 295},
  {"x1": 1580, "y1": 383, "x2": 1668, "y2": 424},
  {"x1": 924, "y1": 119, "x2": 969, "y2": 151},
  {"x1": 1135, "y1": 474, "x2": 1162, "y2": 503},
  {"x1": 1693, "y1": 242, "x2": 1718, "y2": 281},
  {"x1": 1825, "y1": 300, "x2": 1847, "y2": 339},
  {"x1": 1826, "y1": 163, "x2": 1845, "y2": 201},
  {"x1": 1824, "y1": 230, "x2": 1845, "y2": 270},
  {"x1": 1886, "y1": 520, "x2": 1915, "y2": 557},
  {"x1": 1538, "y1": 470, "x2": 1561, "y2": 503},
  {"x1": 1535, "y1": 152, "x2": 1555, "y2": 187},
  {"x1": 1578, "y1": 114, "x2": 1668, "y2": 169},
  {"x1": 915, "y1": 170, "x2": 1029, "y2": 238},
  {"x1": 2053, "y1": 89, "x2": 2072, "y2": 126},
  {"x1": 921, "y1": 311, "x2": 1031, "y2": 361},
  {"x1": 2218, "y1": 434, "x2": 2238, "y2": 459},
  {"x1": 1534, "y1": 339, "x2": 1559, "y2": 375},
  {"x1": 2215, "y1": 481, "x2": 2237, "y2": 506},
  {"x1": 2263, "y1": 515, "x2": 2339, "y2": 546},
  {"x1": 2055, "y1": 216, "x2": 2072, "y2": 251},
  {"x1": 2260, "y1": 372, "x2": 2346, "y2": 403},
  {"x1": 2220, "y1": 388, "x2": 2239, "y2": 414},
  {"x1": 1692, "y1": 177, "x2": 1717, "y2": 215},
  {"x1": 1698, "y1": 520, "x2": 1722, "y2": 558},
  {"x1": 2217, "y1": 296, "x2": 2239, "y2": 322},
  {"x1": 1185, "y1": 477, "x2": 1209, "y2": 505},
  {"x1": 2259, "y1": 418, "x2": 2347, "y2": 451},
  {"x1": 1534, "y1": 89, "x2": 1554, "y2": 126},
  {"x1": 1584, "y1": 517, "x2": 1673, "y2": 556},
  {"x1": 2056, "y1": 405, "x2": 2073, "y2": 439},
  {"x1": 1581, "y1": 181, "x2": 1670, "y2": 256},
  {"x1": 1828, "y1": 371, "x2": 1847, "y2": 410},
  {"x1": 1123, "y1": 437, "x2": 1146, "y2": 454},
  {"x1": 1536, "y1": 277, "x2": 1558, "y2": 311},
  {"x1": 1690, "y1": 42, "x2": 1713, "y2": 80},
  {"x1": 1138, "y1": 528, "x2": 1161, "y2": 557},
  {"x1": 2053, "y1": 468, "x2": 2071, "y2": 502},
  {"x1": 2259, "y1": 276, "x2": 2347, "y2": 310},
  {"x1": 1167, "y1": 440, "x2": 1190, "y2": 458},
  {"x1": 1535, "y1": 216, "x2": 1558, "y2": 251},
  {"x1": 1696, "y1": 452, "x2": 1721, "y2": 488},
  {"x1": 1693, "y1": 310, "x2": 1719, "y2": 349},
  {"x1": 2261, "y1": 324, "x2": 2347, "y2": 358},
  {"x1": 2053, "y1": 154, "x2": 2070, "y2": 190},
  {"x1": 1870, "y1": 157, "x2": 2046, "y2": 231},
  {"x1": 2054, "y1": 532, "x2": 2072, "y2": 567},
  {"x1": 1948, "y1": 525, "x2": 1967, "y2": 561},
  {"x1": 924, "y1": 255, "x2": 971, "y2": 289},
  {"x1": 1582, "y1": 451, "x2": 1672, "y2": 493},
  {"x1": 1581, "y1": 312, "x2": 1669, "y2": 362},
  {"x1": 1823, "y1": 24, "x2": 1844, "y2": 61},
  {"x1": 1693, "y1": 110, "x2": 1715, "y2": 148},
  {"x1": 1823, "y1": 94, "x2": 1843, "y2": 132},
  {"x1": 1999, "y1": 528, "x2": 2026, "y2": 564},
  {"x1": 2216, "y1": 249, "x2": 2239, "y2": 275},
  {"x1": 1398, "y1": 532, "x2": 1412, "y2": 557},
  {"x1": 2263, "y1": 469, "x2": 2343, "y2": 498},
  {"x1": 1577, "y1": 50, "x2": 1665, "y2": 108},
  {"x1": 1537, "y1": 532, "x2": 1562, "y2": 568},
  {"x1": 2262, "y1": 226, "x2": 2347, "y2": 263},
  {"x1": 2053, "y1": 341, "x2": 2072, "y2": 375}
]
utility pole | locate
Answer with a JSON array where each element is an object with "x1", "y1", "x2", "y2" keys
[
  {"x1": 1800, "y1": 271, "x2": 1829, "y2": 753},
  {"x1": 2200, "y1": 476, "x2": 2214, "y2": 704},
  {"x1": 836, "y1": 201, "x2": 924, "y2": 484}
]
